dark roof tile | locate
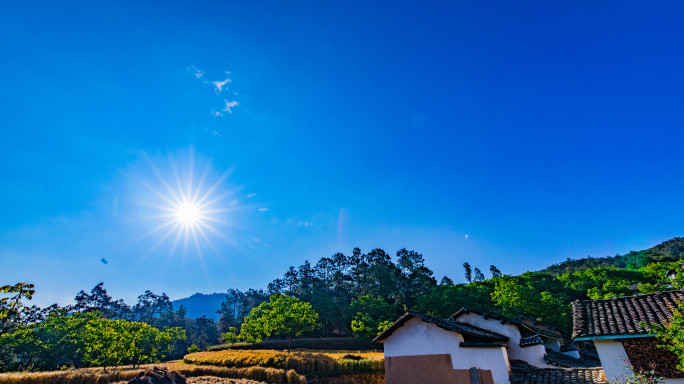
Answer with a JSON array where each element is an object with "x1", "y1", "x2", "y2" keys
[
  {"x1": 572, "y1": 290, "x2": 684, "y2": 339},
  {"x1": 510, "y1": 368, "x2": 607, "y2": 384},
  {"x1": 520, "y1": 336, "x2": 544, "y2": 348}
]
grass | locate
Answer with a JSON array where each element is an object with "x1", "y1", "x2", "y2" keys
[
  {"x1": 0, "y1": 350, "x2": 385, "y2": 384},
  {"x1": 0, "y1": 361, "x2": 294, "y2": 384},
  {"x1": 184, "y1": 350, "x2": 384, "y2": 376}
]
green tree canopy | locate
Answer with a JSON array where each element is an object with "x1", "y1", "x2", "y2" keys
[
  {"x1": 350, "y1": 294, "x2": 395, "y2": 340},
  {"x1": 238, "y1": 294, "x2": 319, "y2": 352}
]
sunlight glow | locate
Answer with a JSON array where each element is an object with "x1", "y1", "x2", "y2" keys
[
  {"x1": 175, "y1": 199, "x2": 201, "y2": 226},
  {"x1": 135, "y1": 149, "x2": 243, "y2": 261}
]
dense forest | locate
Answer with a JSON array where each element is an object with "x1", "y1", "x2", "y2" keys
[{"x1": 2, "y1": 237, "x2": 684, "y2": 372}]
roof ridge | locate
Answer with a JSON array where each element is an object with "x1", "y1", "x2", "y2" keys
[{"x1": 573, "y1": 289, "x2": 684, "y2": 302}]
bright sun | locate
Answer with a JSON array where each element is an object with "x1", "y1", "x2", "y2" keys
[
  {"x1": 175, "y1": 199, "x2": 201, "y2": 226},
  {"x1": 139, "y1": 150, "x2": 238, "y2": 258}
]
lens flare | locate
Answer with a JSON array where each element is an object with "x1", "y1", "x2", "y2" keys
[{"x1": 136, "y1": 149, "x2": 239, "y2": 260}]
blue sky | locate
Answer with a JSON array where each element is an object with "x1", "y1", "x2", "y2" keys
[{"x1": 2, "y1": 1, "x2": 684, "y2": 307}]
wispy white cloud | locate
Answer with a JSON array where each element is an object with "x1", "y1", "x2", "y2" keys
[
  {"x1": 212, "y1": 78, "x2": 231, "y2": 94},
  {"x1": 187, "y1": 65, "x2": 204, "y2": 79},
  {"x1": 188, "y1": 67, "x2": 240, "y2": 121},
  {"x1": 258, "y1": 208, "x2": 268, "y2": 212},
  {"x1": 246, "y1": 193, "x2": 256, "y2": 198},
  {"x1": 222, "y1": 100, "x2": 239, "y2": 114}
]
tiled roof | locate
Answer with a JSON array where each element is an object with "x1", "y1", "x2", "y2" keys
[
  {"x1": 544, "y1": 350, "x2": 601, "y2": 368},
  {"x1": 572, "y1": 290, "x2": 684, "y2": 339},
  {"x1": 520, "y1": 335, "x2": 544, "y2": 348},
  {"x1": 510, "y1": 368, "x2": 607, "y2": 384},
  {"x1": 373, "y1": 311, "x2": 509, "y2": 343},
  {"x1": 450, "y1": 307, "x2": 563, "y2": 339},
  {"x1": 560, "y1": 344, "x2": 577, "y2": 352},
  {"x1": 460, "y1": 342, "x2": 505, "y2": 348}
]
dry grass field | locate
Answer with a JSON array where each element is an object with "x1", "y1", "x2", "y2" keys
[
  {"x1": 0, "y1": 361, "x2": 287, "y2": 384},
  {"x1": 187, "y1": 377, "x2": 267, "y2": 384},
  {"x1": 184, "y1": 350, "x2": 384, "y2": 376},
  {"x1": 0, "y1": 350, "x2": 385, "y2": 384}
]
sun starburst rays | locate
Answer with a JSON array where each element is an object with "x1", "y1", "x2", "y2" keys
[{"x1": 133, "y1": 151, "x2": 240, "y2": 262}]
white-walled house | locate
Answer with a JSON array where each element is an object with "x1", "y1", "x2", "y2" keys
[
  {"x1": 374, "y1": 312, "x2": 512, "y2": 384},
  {"x1": 572, "y1": 290, "x2": 684, "y2": 384},
  {"x1": 375, "y1": 310, "x2": 605, "y2": 384}
]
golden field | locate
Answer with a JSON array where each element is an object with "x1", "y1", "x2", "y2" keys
[
  {"x1": 184, "y1": 350, "x2": 384, "y2": 376},
  {"x1": 0, "y1": 350, "x2": 385, "y2": 384},
  {"x1": 0, "y1": 361, "x2": 298, "y2": 384}
]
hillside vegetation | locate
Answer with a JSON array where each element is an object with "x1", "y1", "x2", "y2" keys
[
  {"x1": 542, "y1": 237, "x2": 684, "y2": 275},
  {"x1": 3, "y1": 236, "x2": 684, "y2": 375}
]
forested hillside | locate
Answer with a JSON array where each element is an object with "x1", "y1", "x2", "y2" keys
[
  {"x1": 541, "y1": 237, "x2": 684, "y2": 275},
  {"x1": 3, "y1": 236, "x2": 684, "y2": 372}
]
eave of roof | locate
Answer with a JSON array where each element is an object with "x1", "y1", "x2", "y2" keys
[
  {"x1": 510, "y1": 368, "x2": 607, "y2": 384},
  {"x1": 574, "y1": 334, "x2": 657, "y2": 341},
  {"x1": 373, "y1": 311, "x2": 509, "y2": 343},
  {"x1": 543, "y1": 350, "x2": 601, "y2": 368},
  {"x1": 520, "y1": 335, "x2": 544, "y2": 348}
]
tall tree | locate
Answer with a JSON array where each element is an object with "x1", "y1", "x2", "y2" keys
[
  {"x1": 396, "y1": 249, "x2": 436, "y2": 310},
  {"x1": 490, "y1": 265, "x2": 502, "y2": 278},
  {"x1": 133, "y1": 291, "x2": 172, "y2": 324},
  {"x1": 463, "y1": 262, "x2": 472, "y2": 283},
  {"x1": 74, "y1": 283, "x2": 130, "y2": 319},
  {"x1": 474, "y1": 268, "x2": 485, "y2": 282}
]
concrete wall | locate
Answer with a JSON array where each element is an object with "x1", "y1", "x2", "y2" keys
[
  {"x1": 594, "y1": 339, "x2": 633, "y2": 383},
  {"x1": 457, "y1": 312, "x2": 554, "y2": 368},
  {"x1": 383, "y1": 317, "x2": 511, "y2": 384}
]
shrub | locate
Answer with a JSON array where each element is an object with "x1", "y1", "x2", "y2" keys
[{"x1": 207, "y1": 338, "x2": 381, "y2": 352}]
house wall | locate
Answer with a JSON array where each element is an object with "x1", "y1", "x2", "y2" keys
[
  {"x1": 385, "y1": 354, "x2": 494, "y2": 384},
  {"x1": 594, "y1": 339, "x2": 634, "y2": 383},
  {"x1": 457, "y1": 312, "x2": 554, "y2": 368},
  {"x1": 595, "y1": 338, "x2": 684, "y2": 384},
  {"x1": 383, "y1": 317, "x2": 511, "y2": 384}
]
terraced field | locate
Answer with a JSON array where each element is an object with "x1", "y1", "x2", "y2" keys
[{"x1": 184, "y1": 350, "x2": 385, "y2": 383}]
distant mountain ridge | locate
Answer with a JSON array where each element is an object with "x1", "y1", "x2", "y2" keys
[
  {"x1": 171, "y1": 292, "x2": 226, "y2": 320},
  {"x1": 541, "y1": 237, "x2": 684, "y2": 275}
]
